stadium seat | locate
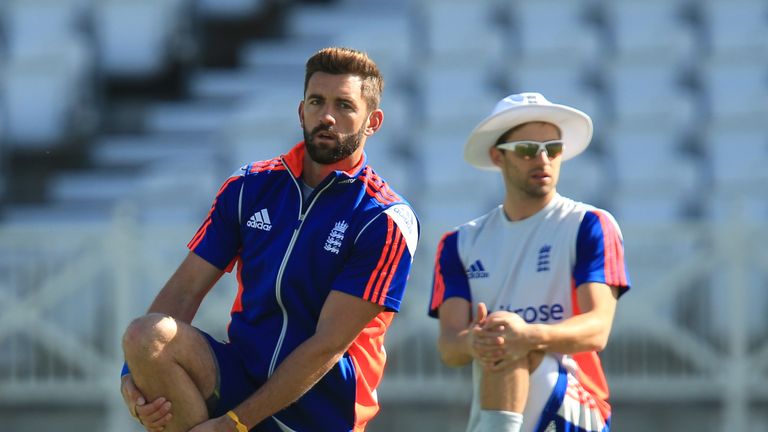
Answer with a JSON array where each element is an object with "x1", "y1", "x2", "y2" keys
[
  {"x1": 705, "y1": 192, "x2": 768, "y2": 224},
  {"x1": 601, "y1": 126, "x2": 704, "y2": 224},
  {"x1": 222, "y1": 91, "x2": 303, "y2": 166},
  {"x1": 240, "y1": 38, "x2": 330, "y2": 70},
  {"x1": 93, "y1": 0, "x2": 192, "y2": 79},
  {"x1": 510, "y1": 0, "x2": 601, "y2": 65},
  {"x1": 189, "y1": 68, "x2": 300, "y2": 102},
  {"x1": 196, "y1": 0, "x2": 268, "y2": 20},
  {"x1": 699, "y1": 60, "x2": 768, "y2": 127},
  {"x1": 415, "y1": 62, "x2": 499, "y2": 127},
  {"x1": 557, "y1": 152, "x2": 611, "y2": 205},
  {"x1": 285, "y1": 4, "x2": 413, "y2": 87},
  {"x1": 144, "y1": 100, "x2": 236, "y2": 135},
  {"x1": 1, "y1": 37, "x2": 93, "y2": 147},
  {"x1": 700, "y1": 0, "x2": 768, "y2": 60},
  {"x1": 608, "y1": 194, "x2": 692, "y2": 224},
  {"x1": 604, "y1": 62, "x2": 699, "y2": 132},
  {"x1": 703, "y1": 125, "x2": 768, "y2": 191},
  {"x1": 604, "y1": 126, "x2": 702, "y2": 196},
  {"x1": 91, "y1": 134, "x2": 219, "y2": 167},
  {"x1": 412, "y1": 124, "x2": 501, "y2": 196},
  {"x1": 417, "y1": 0, "x2": 503, "y2": 63},
  {"x1": 602, "y1": 0, "x2": 697, "y2": 64},
  {"x1": 3, "y1": 0, "x2": 90, "y2": 59}
]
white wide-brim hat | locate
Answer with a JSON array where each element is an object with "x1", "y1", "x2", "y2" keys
[{"x1": 464, "y1": 92, "x2": 593, "y2": 170}]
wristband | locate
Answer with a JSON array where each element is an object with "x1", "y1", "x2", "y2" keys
[
  {"x1": 121, "y1": 362, "x2": 131, "y2": 377},
  {"x1": 226, "y1": 410, "x2": 249, "y2": 432}
]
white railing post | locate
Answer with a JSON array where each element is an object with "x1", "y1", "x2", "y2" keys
[
  {"x1": 105, "y1": 203, "x2": 141, "y2": 432},
  {"x1": 721, "y1": 197, "x2": 748, "y2": 432}
]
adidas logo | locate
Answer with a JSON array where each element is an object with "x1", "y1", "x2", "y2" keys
[
  {"x1": 247, "y1": 208, "x2": 272, "y2": 231},
  {"x1": 466, "y1": 259, "x2": 489, "y2": 279}
]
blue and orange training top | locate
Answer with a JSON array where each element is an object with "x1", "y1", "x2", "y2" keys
[{"x1": 188, "y1": 142, "x2": 419, "y2": 432}]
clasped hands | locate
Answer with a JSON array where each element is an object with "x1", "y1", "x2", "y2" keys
[
  {"x1": 468, "y1": 303, "x2": 532, "y2": 371},
  {"x1": 121, "y1": 374, "x2": 232, "y2": 432}
]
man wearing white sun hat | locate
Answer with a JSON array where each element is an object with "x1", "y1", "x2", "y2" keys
[{"x1": 428, "y1": 92, "x2": 631, "y2": 432}]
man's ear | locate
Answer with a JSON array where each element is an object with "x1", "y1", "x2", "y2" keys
[
  {"x1": 364, "y1": 109, "x2": 384, "y2": 136},
  {"x1": 298, "y1": 101, "x2": 305, "y2": 129},
  {"x1": 489, "y1": 146, "x2": 504, "y2": 167}
]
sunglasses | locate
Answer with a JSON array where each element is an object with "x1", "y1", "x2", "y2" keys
[{"x1": 495, "y1": 140, "x2": 564, "y2": 160}]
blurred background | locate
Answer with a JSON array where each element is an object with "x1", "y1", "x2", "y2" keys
[{"x1": 0, "y1": 0, "x2": 766, "y2": 430}]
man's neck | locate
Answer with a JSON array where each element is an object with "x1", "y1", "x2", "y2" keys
[
  {"x1": 502, "y1": 191, "x2": 556, "y2": 221},
  {"x1": 301, "y1": 149, "x2": 364, "y2": 188}
]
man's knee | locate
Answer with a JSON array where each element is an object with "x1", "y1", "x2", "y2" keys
[{"x1": 122, "y1": 313, "x2": 179, "y2": 361}]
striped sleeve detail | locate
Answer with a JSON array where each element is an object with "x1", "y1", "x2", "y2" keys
[
  {"x1": 430, "y1": 232, "x2": 450, "y2": 311},
  {"x1": 362, "y1": 215, "x2": 406, "y2": 304},
  {"x1": 358, "y1": 167, "x2": 400, "y2": 205},
  {"x1": 592, "y1": 210, "x2": 628, "y2": 288},
  {"x1": 248, "y1": 157, "x2": 285, "y2": 174},
  {"x1": 188, "y1": 175, "x2": 241, "y2": 250}
]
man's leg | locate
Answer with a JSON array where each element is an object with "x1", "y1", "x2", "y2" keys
[
  {"x1": 479, "y1": 351, "x2": 544, "y2": 432},
  {"x1": 122, "y1": 313, "x2": 217, "y2": 432}
]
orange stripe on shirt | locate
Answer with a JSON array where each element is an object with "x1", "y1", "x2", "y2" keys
[
  {"x1": 369, "y1": 224, "x2": 403, "y2": 303},
  {"x1": 249, "y1": 158, "x2": 285, "y2": 174},
  {"x1": 373, "y1": 230, "x2": 406, "y2": 305},
  {"x1": 594, "y1": 211, "x2": 615, "y2": 284},
  {"x1": 611, "y1": 225, "x2": 627, "y2": 286},
  {"x1": 430, "y1": 233, "x2": 451, "y2": 311},
  {"x1": 594, "y1": 210, "x2": 626, "y2": 287},
  {"x1": 363, "y1": 216, "x2": 395, "y2": 301},
  {"x1": 358, "y1": 167, "x2": 399, "y2": 205},
  {"x1": 373, "y1": 180, "x2": 399, "y2": 204},
  {"x1": 187, "y1": 175, "x2": 241, "y2": 250}
]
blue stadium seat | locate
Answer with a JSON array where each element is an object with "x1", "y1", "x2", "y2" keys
[
  {"x1": 417, "y1": 0, "x2": 503, "y2": 63},
  {"x1": 604, "y1": 62, "x2": 699, "y2": 133},
  {"x1": 1, "y1": 38, "x2": 93, "y2": 146},
  {"x1": 510, "y1": 0, "x2": 601, "y2": 65},
  {"x1": 285, "y1": 4, "x2": 413, "y2": 88},
  {"x1": 602, "y1": 0, "x2": 697, "y2": 64},
  {"x1": 603, "y1": 126, "x2": 704, "y2": 223},
  {"x1": 196, "y1": 0, "x2": 268, "y2": 20},
  {"x1": 703, "y1": 125, "x2": 768, "y2": 191},
  {"x1": 415, "y1": 63, "x2": 499, "y2": 127},
  {"x1": 93, "y1": 0, "x2": 192, "y2": 79},
  {"x1": 3, "y1": 0, "x2": 90, "y2": 59},
  {"x1": 1, "y1": 0, "x2": 95, "y2": 147},
  {"x1": 701, "y1": 0, "x2": 768, "y2": 60},
  {"x1": 699, "y1": 60, "x2": 768, "y2": 127}
]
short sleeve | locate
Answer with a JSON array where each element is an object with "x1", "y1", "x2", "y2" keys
[
  {"x1": 574, "y1": 210, "x2": 631, "y2": 297},
  {"x1": 332, "y1": 204, "x2": 419, "y2": 312},
  {"x1": 187, "y1": 173, "x2": 244, "y2": 272},
  {"x1": 428, "y1": 230, "x2": 471, "y2": 318}
]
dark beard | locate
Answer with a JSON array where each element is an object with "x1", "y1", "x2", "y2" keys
[{"x1": 303, "y1": 123, "x2": 365, "y2": 165}]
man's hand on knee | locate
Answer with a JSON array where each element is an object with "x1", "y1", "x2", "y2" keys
[{"x1": 121, "y1": 373, "x2": 173, "y2": 431}]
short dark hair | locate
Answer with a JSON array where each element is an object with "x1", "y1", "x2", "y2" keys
[
  {"x1": 495, "y1": 121, "x2": 562, "y2": 145},
  {"x1": 304, "y1": 47, "x2": 384, "y2": 111}
]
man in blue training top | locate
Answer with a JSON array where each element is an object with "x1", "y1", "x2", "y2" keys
[{"x1": 120, "y1": 47, "x2": 419, "y2": 432}]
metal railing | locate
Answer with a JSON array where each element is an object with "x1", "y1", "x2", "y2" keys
[{"x1": 0, "y1": 203, "x2": 765, "y2": 431}]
